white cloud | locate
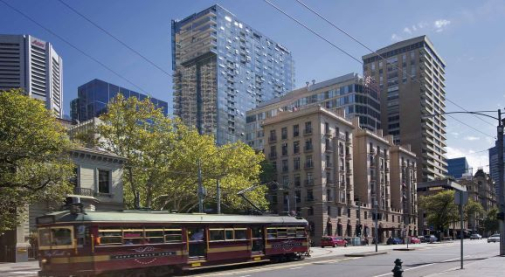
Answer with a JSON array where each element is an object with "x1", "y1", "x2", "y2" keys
[
  {"x1": 403, "y1": 27, "x2": 411, "y2": 34},
  {"x1": 446, "y1": 146, "x2": 490, "y2": 173},
  {"x1": 434, "y1": 19, "x2": 451, "y2": 32},
  {"x1": 391, "y1": 33, "x2": 402, "y2": 41},
  {"x1": 451, "y1": 132, "x2": 460, "y2": 138},
  {"x1": 464, "y1": 136, "x2": 480, "y2": 141}
]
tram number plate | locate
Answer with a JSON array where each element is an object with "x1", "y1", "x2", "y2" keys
[
  {"x1": 254, "y1": 257, "x2": 261, "y2": 261},
  {"x1": 191, "y1": 263, "x2": 201, "y2": 267}
]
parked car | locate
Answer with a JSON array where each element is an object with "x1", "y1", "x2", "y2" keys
[
  {"x1": 321, "y1": 236, "x2": 348, "y2": 248},
  {"x1": 424, "y1": 235, "x2": 438, "y2": 243},
  {"x1": 487, "y1": 234, "x2": 500, "y2": 243},
  {"x1": 409, "y1": 236, "x2": 421, "y2": 244},
  {"x1": 470, "y1": 234, "x2": 482, "y2": 240},
  {"x1": 387, "y1": 237, "x2": 403, "y2": 245}
]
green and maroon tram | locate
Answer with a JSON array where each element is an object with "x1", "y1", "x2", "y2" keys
[{"x1": 36, "y1": 209, "x2": 309, "y2": 276}]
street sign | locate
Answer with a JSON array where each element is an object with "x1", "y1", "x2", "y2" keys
[{"x1": 455, "y1": 191, "x2": 468, "y2": 205}]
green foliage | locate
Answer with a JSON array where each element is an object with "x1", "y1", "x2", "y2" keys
[
  {"x1": 0, "y1": 89, "x2": 74, "y2": 233},
  {"x1": 483, "y1": 208, "x2": 499, "y2": 234},
  {"x1": 97, "y1": 95, "x2": 267, "y2": 213},
  {"x1": 419, "y1": 190, "x2": 458, "y2": 233},
  {"x1": 464, "y1": 199, "x2": 484, "y2": 221}
]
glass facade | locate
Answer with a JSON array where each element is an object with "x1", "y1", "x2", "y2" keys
[
  {"x1": 71, "y1": 79, "x2": 168, "y2": 122},
  {"x1": 172, "y1": 5, "x2": 295, "y2": 145},
  {"x1": 246, "y1": 73, "x2": 380, "y2": 150},
  {"x1": 447, "y1": 157, "x2": 469, "y2": 179}
]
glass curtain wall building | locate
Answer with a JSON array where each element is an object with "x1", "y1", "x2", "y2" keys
[
  {"x1": 362, "y1": 36, "x2": 447, "y2": 182},
  {"x1": 0, "y1": 34, "x2": 63, "y2": 118},
  {"x1": 70, "y1": 79, "x2": 168, "y2": 123},
  {"x1": 447, "y1": 157, "x2": 470, "y2": 179},
  {"x1": 246, "y1": 73, "x2": 381, "y2": 151},
  {"x1": 172, "y1": 5, "x2": 295, "y2": 145}
]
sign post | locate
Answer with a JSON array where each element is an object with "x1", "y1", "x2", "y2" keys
[{"x1": 455, "y1": 190, "x2": 468, "y2": 270}]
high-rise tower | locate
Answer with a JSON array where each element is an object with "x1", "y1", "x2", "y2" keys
[
  {"x1": 0, "y1": 34, "x2": 63, "y2": 118},
  {"x1": 362, "y1": 36, "x2": 447, "y2": 182},
  {"x1": 172, "y1": 5, "x2": 295, "y2": 145}
]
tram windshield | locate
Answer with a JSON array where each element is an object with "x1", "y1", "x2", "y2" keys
[{"x1": 38, "y1": 226, "x2": 74, "y2": 249}]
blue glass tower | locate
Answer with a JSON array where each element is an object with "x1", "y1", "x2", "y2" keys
[
  {"x1": 172, "y1": 5, "x2": 295, "y2": 145},
  {"x1": 71, "y1": 79, "x2": 168, "y2": 123},
  {"x1": 446, "y1": 157, "x2": 469, "y2": 179}
]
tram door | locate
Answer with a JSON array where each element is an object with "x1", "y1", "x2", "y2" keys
[
  {"x1": 187, "y1": 227, "x2": 207, "y2": 259},
  {"x1": 251, "y1": 227, "x2": 264, "y2": 255}
]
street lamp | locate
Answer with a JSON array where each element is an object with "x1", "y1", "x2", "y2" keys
[{"x1": 426, "y1": 110, "x2": 505, "y2": 256}]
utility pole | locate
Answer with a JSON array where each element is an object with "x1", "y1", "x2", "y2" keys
[
  {"x1": 198, "y1": 159, "x2": 204, "y2": 213},
  {"x1": 497, "y1": 109, "x2": 505, "y2": 256},
  {"x1": 216, "y1": 179, "x2": 221, "y2": 214},
  {"x1": 374, "y1": 199, "x2": 378, "y2": 252}
]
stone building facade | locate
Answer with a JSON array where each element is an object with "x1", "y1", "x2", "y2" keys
[{"x1": 262, "y1": 105, "x2": 417, "y2": 245}]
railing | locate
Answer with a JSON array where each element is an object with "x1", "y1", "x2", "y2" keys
[
  {"x1": 73, "y1": 187, "x2": 96, "y2": 197},
  {"x1": 304, "y1": 180, "x2": 314, "y2": 186},
  {"x1": 304, "y1": 162, "x2": 314, "y2": 169},
  {"x1": 269, "y1": 136, "x2": 277, "y2": 143},
  {"x1": 269, "y1": 152, "x2": 277, "y2": 159},
  {"x1": 304, "y1": 145, "x2": 313, "y2": 152},
  {"x1": 304, "y1": 128, "x2": 312, "y2": 136}
]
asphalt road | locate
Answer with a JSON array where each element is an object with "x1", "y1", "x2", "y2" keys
[
  {"x1": 3, "y1": 240, "x2": 499, "y2": 277},
  {"x1": 185, "y1": 239, "x2": 499, "y2": 277}
]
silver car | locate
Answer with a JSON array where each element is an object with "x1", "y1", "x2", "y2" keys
[{"x1": 487, "y1": 234, "x2": 500, "y2": 243}]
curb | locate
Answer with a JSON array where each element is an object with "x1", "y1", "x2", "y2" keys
[
  {"x1": 393, "y1": 248, "x2": 416, "y2": 251},
  {"x1": 344, "y1": 251, "x2": 388, "y2": 257}
]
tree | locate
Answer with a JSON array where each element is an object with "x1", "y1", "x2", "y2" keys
[
  {"x1": 464, "y1": 199, "x2": 484, "y2": 232},
  {"x1": 419, "y1": 190, "x2": 458, "y2": 237},
  {"x1": 97, "y1": 94, "x2": 267, "y2": 212},
  {"x1": 0, "y1": 89, "x2": 74, "y2": 233},
  {"x1": 483, "y1": 208, "x2": 499, "y2": 234}
]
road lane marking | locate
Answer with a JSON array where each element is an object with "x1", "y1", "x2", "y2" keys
[{"x1": 289, "y1": 267, "x2": 302, "y2": 270}]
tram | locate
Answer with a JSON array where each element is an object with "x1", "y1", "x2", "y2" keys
[{"x1": 36, "y1": 209, "x2": 309, "y2": 276}]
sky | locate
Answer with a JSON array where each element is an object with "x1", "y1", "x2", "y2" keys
[{"x1": 1, "y1": 0, "x2": 505, "y2": 173}]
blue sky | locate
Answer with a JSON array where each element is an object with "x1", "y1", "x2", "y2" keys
[{"x1": 1, "y1": 0, "x2": 505, "y2": 172}]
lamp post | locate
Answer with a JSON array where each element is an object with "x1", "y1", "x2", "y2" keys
[{"x1": 426, "y1": 110, "x2": 505, "y2": 256}]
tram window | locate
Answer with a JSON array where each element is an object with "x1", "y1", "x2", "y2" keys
[
  {"x1": 188, "y1": 228, "x2": 205, "y2": 241},
  {"x1": 296, "y1": 228, "x2": 306, "y2": 238},
  {"x1": 235, "y1": 229, "x2": 247, "y2": 240},
  {"x1": 287, "y1": 228, "x2": 296, "y2": 238},
  {"x1": 277, "y1": 228, "x2": 288, "y2": 238},
  {"x1": 98, "y1": 228, "x2": 122, "y2": 245},
  {"x1": 39, "y1": 227, "x2": 74, "y2": 247},
  {"x1": 252, "y1": 227, "x2": 262, "y2": 238},
  {"x1": 164, "y1": 229, "x2": 182, "y2": 243},
  {"x1": 123, "y1": 228, "x2": 144, "y2": 244},
  {"x1": 267, "y1": 228, "x2": 277, "y2": 239},
  {"x1": 145, "y1": 228, "x2": 164, "y2": 244},
  {"x1": 209, "y1": 229, "x2": 224, "y2": 241},
  {"x1": 225, "y1": 229, "x2": 234, "y2": 240}
]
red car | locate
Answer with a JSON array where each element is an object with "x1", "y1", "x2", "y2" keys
[
  {"x1": 321, "y1": 236, "x2": 348, "y2": 247},
  {"x1": 409, "y1": 236, "x2": 421, "y2": 244}
]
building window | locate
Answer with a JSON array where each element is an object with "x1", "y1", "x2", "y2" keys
[
  {"x1": 308, "y1": 206, "x2": 314, "y2": 216},
  {"x1": 294, "y1": 157, "x2": 301, "y2": 171},
  {"x1": 347, "y1": 208, "x2": 351, "y2": 217},
  {"x1": 293, "y1": 141, "x2": 300, "y2": 154},
  {"x1": 364, "y1": 211, "x2": 368, "y2": 219},
  {"x1": 327, "y1": 206, "x2": 331, "y2": 216},
  {"x1": 293, "y1": 124, "x2": 299, "y2": 137},
  {"x1": 337, "y1": 207, "x2": 342, "y2": 216},
  {"x1": 98, "y1": 169, "x2": 110, "y2": 194},
  {"x1": 70, "y1": 166, "x2": 79, "y2": 188},
  {"x1": 281, "y1": 127, "x2": 288, "y2": 140}
]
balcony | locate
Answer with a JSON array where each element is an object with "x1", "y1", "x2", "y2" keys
[
  {"x1": 345, "y1": 154, "x2": 352, "y2": 160},
  {"x1": 304, "y1": 162, "x2": 314, "y2": 169},
  {"x1": 304, "y1": 180, "x2": 314, "y2": 187},
  {"x1": 346, "y1": 169, "x2": 353, "y2": 175},
  {"x1": 73, "y1": 187, "x2": 96, "y2": 197},
  {"x1": 268, "y1": 136, "x2": 277, "y2": 143},
  {"x1": 305, "y1": 197, "x2": 315, "y2": 202},
  {"x1": 304, "y1": 145, "x2": 313, "y2": 153},
  {"x1": 325, "y1": 145, "x2": 333, "y2": 152},
  {"x1": 293, "y1": 131, "x2": 300, "y2": 137},
  {"x1": 324, "y1": 129, "x2": 332, "y2": 137},
  {"x1": 304, "y1": 128, "x2": 313, "y2": 136},
  {"x1": 269, "y1": 152, "x2": 277, "y2": 160}
]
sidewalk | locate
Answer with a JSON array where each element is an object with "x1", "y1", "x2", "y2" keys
[
  {"x1": 308, "y1": 242, "x2": 442, "y2": 259},
  {"x1": 429, "y1": 255, "x2": 505, "y2": 276},
  {"x1": 0, "y1": 261, "x2": 39, "y2": 275}
]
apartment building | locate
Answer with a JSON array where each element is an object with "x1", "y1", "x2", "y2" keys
[
  {"x1": 246, "y1": 73, "x2": 381, "y2": 151},
  {"x1": 0, "y1": 34, "x2": 63, "y2": 118},
  {"x1": 262, "y1": 105, "x2": 417, "y2": 245},
  {"x1": 172, "y1": 5, "x2": 295, "y2": 145},
  {"x1": 362, "y1": 36, "x2": 447, "y2": 182}
]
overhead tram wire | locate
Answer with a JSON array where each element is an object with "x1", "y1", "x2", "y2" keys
[
  {"x1": 446, "y1": 114, "x2": 495, "y2": 139},
  {"x1": 0, "y1": 0, "x2": 147, "y2": 93},
  {"x1": 262, "y1": 0, "x2": 362, "y2": 65},
  {"x1": 293, "y1": 0, "x2": 496, "y2": 129},
  {"x1": 56, "y1": 0, "x2": 172, "y2": 78},
  {"x1": 264, "y1": 0, "x2": 495, "y2": 139}
]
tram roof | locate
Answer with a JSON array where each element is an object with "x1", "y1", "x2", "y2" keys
[{"x1": 37, "y1": 210, "x2": 308, "y2": 226}]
